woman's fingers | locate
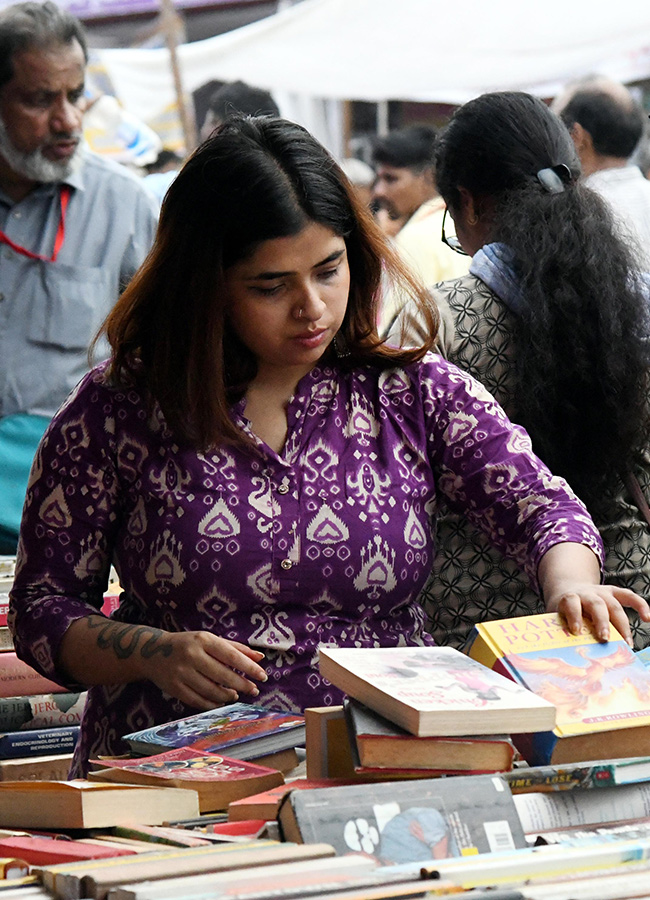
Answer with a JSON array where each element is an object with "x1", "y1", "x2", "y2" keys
[
  {"x1": 144, "y1": 631, "x2": 268, "y2": 706},
  {"x1": 555, "y1": 585, "x2": 645, "y2": 646}
]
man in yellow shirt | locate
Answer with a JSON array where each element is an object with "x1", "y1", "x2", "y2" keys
[{"x1": 372, "y1": 125, "x2": 469, "y2": 337}]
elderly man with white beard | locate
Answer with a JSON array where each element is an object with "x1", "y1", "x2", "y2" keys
[{"x1": 0, "y1": 1, "x2": 157, "y2": 552}]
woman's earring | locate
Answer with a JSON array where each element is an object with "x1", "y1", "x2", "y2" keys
[{"x1": 467, "y1": 213, "x2": 479, "y2": 226}]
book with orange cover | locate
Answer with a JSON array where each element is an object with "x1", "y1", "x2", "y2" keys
[
  {"x1": 88, "y1": 747, "x2": 284, "y2": 812},
  {"x1": 469, "y1": 612, "x2": 650, "y2": 765}
]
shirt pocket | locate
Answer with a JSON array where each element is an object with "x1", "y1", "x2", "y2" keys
[{"x1": 27, "y1": 263, "x2": 114, "y2": 351}]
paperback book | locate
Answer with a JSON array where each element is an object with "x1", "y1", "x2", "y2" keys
[
  {"x1": 504, "y1": 756, "x2": 650, "y2": 793},
  {"x1": 317, "y1": 645, "x2": 555, "y2": 737},
  {"x1": 123, "y1": 703, "x2": 305, "y2": 759},
  {"x1": 344, "y1": 697, "x2": 514, "y2": 772},
  {"x1": 88, "y1": 746, "x2": 284, "y2": 812},
  {"x1": 0, "y1": 780, "x2": 199, "y2": 829},
  {"x1": 469, "y1": 612, "x2": 650, "y2": 765},
  {"x1": 278, "y1": 774, "x2": 527, "y2": 863},
  {"x1": 513, "y1": 781, "x2": 650, "y2": 835}
]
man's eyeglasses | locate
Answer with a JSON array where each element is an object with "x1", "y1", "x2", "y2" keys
[{"x1": 441, "y1": 207, "x2": 469, "y2": 256}]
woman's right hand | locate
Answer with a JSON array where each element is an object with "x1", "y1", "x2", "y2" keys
[
  {"x1": 141, "y1": 631, "x2": 268, "y2": 709},
  {"x1": 59, "y1": 617, "x2": 268, "y2": 710}
]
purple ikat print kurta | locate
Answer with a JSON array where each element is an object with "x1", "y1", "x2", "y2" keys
[{"x1": 9, "y1": 354, "x2": 603, "y2": 775}]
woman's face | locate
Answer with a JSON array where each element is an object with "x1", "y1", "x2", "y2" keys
[{"x1": 225, "y1": 221, "x2": 350, "y2": 382}]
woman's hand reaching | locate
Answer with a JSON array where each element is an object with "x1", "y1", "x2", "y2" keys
[
  {"x1": 141, "y1": 631, "x2": 267, "y2": 709},
  {"x1": 59, "y1": 617, "x2": 268, "y2": 708},
  {"x1": 539, "y1": 544, "x2": 650, "y2": 646}
]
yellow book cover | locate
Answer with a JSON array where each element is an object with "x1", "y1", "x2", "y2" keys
[{"x1": 469, "y1": 613, "x2": 650, "y2": 765}]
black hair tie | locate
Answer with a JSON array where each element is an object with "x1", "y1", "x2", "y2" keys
[{"x1": 536, "y1": 163, "x2": 572, "y2": 194}]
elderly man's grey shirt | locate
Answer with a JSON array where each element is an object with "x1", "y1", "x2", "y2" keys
[{"x1": 0, "y1": 148, "x2": 158, "y2": 417}]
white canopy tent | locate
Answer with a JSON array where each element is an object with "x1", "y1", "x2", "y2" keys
[{"x1": 96, "y1": 0, "x2": 650, "y2": 155}]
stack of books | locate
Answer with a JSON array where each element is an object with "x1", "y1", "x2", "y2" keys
[
  {"x1": 317, "y1": 644, "x2": 556, "y2": 778},
  {"x1": 0, "y1": 560, "x2": 122, "y2": 782},
  {"x1": 89, "y1": 703, "x2": 307, "y2": 812}
]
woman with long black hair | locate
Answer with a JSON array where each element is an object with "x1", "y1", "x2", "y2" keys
[{"x1": 393, "y1": 91, "x2": 650, "y2": 649}]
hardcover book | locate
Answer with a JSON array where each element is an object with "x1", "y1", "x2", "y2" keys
[
  {"x1": 0, "y1": 725, "x2": 79, "y2": 759},
  {"x1": 344, "y1": 697, "x2": 514, "y2": 772},
  {"x1": 317, "y1": 645, "x2": 555, "y2": 737},
  {"x1": 469, "y1": 612, "x2": 650, "y2": 765},
  {"x1": 88, "y1": 747, "x2": 284, "y2": 813},
  {"x1": 504, "y1": 756, "x2": 650, "y2": 793},
  {"x1": 278, "y1": 774, "x2": 526, "y2": 863},
  {"x1": 122, "y1": 703, "x2": 305, "y2": 759}
]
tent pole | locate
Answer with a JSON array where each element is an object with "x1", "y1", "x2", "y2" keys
[{"x1": 159, "y1": 0, "x2": 197, "y2": 154}]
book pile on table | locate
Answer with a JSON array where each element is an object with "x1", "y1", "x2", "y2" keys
[
  {"x1": 317, "y1": 643, "x2": 556, "y2": 779},
  {"x1": 88, "y1": 702, "x2": 307, "y2": 813},
  {"x1": 0, "y1": 559, "x2": 124, "y2": 783}
]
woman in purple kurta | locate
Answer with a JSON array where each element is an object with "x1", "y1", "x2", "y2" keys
[{"x1": 9, "y1": 117, "x2": 649, "y2": 776}]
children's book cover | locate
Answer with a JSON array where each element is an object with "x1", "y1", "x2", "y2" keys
[
  {"x1": 470, "y1": 613, "x2": 650, "y2": 738},
  {"x1": 123, "y1": 703, "x2": 305, "y2": 755},
  {"x1": 90, "y1": 747, "x2": 282, "y2": 784}
]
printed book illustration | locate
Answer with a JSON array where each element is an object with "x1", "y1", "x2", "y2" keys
[
  {"x1": 318, "y1": 645, "x2": 555, "y2": 737},
  {"x1": 469, "y1": 613, "x2": 650, "y2": 765},
  {"x1": 278, "y1": 774, "x2": 526, "y2": 864},
  {"x1": 123, "y1": 703, "x2": 305, "y2": 758},
  {"x1": 470, "y1": 613, "x2": 650, "y2": 736}
]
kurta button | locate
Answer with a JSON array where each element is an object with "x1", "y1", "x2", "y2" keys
[
  {"x1": 277, "y1": 484, "x2": 289, "y2": 494},
  {"x1": 281, "y1": 558, "x2": 293, "y2": 570}
]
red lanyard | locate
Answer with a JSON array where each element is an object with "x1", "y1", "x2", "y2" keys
[{"x1": 0, "y1": 185, "x2": 71, "y2": 262}]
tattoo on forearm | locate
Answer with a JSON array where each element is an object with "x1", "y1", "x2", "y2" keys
[{"x1": 87, "y1": 618, "x2": 173, "y2": 660}]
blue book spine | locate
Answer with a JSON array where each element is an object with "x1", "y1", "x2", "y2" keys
[{"x1": 0, "y1": 725, "x2": 79, "y2": 759}]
